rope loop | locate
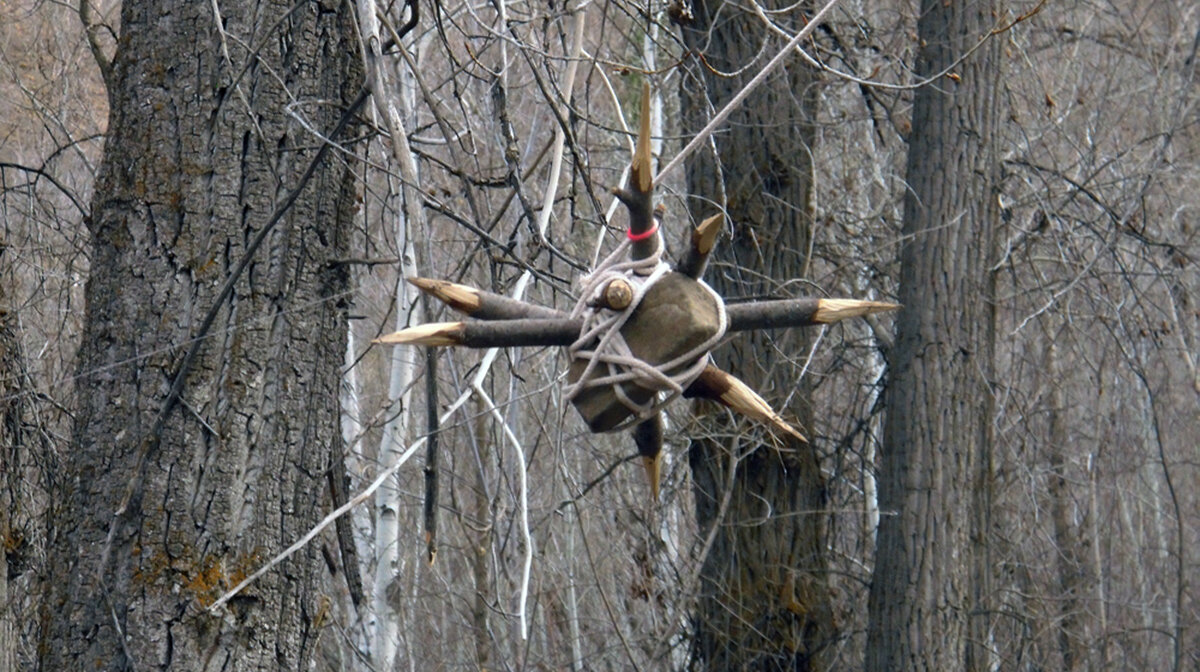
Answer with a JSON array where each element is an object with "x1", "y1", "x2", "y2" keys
[{"x1": 564, "y1": 232, "x2": 726, "y2": 430}]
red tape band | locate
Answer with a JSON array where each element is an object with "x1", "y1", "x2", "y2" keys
[{"x1": 626, "y1": 221, "x2": 659, "y2": 242}]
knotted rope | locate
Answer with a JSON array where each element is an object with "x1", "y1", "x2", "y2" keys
[{"x1": 564, "y1": 230, "x2": 727, "y2": 430}]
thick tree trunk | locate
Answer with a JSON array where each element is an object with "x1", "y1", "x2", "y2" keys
[
  {"x1": 863, "y1": 0, "x2": 1001, "y2": 668},
  {"x1": 40, "y1": 0, "x2": 362, "y2": 668},
  {"x1": 680, "y1": 2, "x2": 836, "y2": 669}
]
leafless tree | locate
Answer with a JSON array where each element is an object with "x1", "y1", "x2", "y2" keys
[{"x1": 2, "y1": 0, "x2": 1197, "y2": 669}]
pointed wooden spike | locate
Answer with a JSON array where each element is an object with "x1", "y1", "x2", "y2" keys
[
  {"x1": 695, "y1": 213, "x2": 722, "y2": 256},
  {"x1": 373, "y1": 322, "x2": 465, "y2": 347},
  {"x1": 632, "y1": 416, "x2": 665, "y2": 500},
  {"x1": 642, "y1": 454, "x2": 663, "y2": 501},
  {"x1": 686, "y1": 365, "x2": 806, "y2": 441},
  {"x1": 632, "y1": 81, "x2": 653, "y2": 194},
  {"x1": 409, "y1": 277, "x2": 565, "y2": 320},
  {"x1": 678, "y1": 212, "x2": 723, "y2": 278},
  {"x1": 424, "y1": 531, "x2": 437, "y2": 566},
  {"x1": 719, "y1": 372, "x2": 805, "y2": 441},
  {"x1": 408, "y1": 277, "x2": 481, "y2": 314},
  {"x1": 726, "y1": 297, "x2": 900, "y2": 332},
  {"x1": 812, "y1": 299, "x2": 900, "y2": 324}
]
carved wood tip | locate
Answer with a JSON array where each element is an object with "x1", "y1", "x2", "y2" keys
[
  {"x1": 695, "y1": 213, "x2": 723, "y2": 255},
  {"x1": 642, "y1": 453, "x2": 663, "y2": 501},
  {"x1": 631, "y1": 81, "x2": 653, "y2": 194},
  {"x1": 813, "y1": 299, "x2": 900, "y2": 324},
  {"x1": 425, "y1": 531, "x2": 437, "y2": 566},
  {"x1": 698, "y1": 366, "x2": 806, "y2": 441},
  {"x1": 373, "y1": 322, "x2": 465, "y2": 347},
  {"x1": 407, "y1": 277, "x2": 481, "y2": 314}
]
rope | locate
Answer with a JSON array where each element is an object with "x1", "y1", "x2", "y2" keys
[{"x1": 564, "y1": 232, "x2": 727, "y2": 430}]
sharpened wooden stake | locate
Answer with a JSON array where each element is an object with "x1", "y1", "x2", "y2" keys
[
  {"x1": 409, "y1": 277, "x2": 480, "y2": 314},
  {"x1": 685, "y1": 364, "x2": 805, "y2": 441},
  {"x1": 726, "y1": 297, "x2": 899, "y2": 332},
  {"x1": 632, "y1": 415, "x2": 665, "y2": 500},
  {"x1": 613, "y1": 82, "x2": 659, "y2": 261},
  {"x1": 372, "y1": 298, "x2": 898, "y2": 351},
  {"x1": 408, "y1": 277, "x2": 565, "y2": 320},
  {"x1": 812, "y1": 298, "x2": 899, "y2": 324},
  {"x1": 374, "y1": 319, "x2": 579, "y2": 348},
  {"x1": 374, "y1": 322, "x2": 465, "y2": 346},
  {"x1": 678, "y1": 212, "x2": 723, "y2": 278},
  {"x1": 632, "y1": 81, "x2": 653, "y2": 195}
]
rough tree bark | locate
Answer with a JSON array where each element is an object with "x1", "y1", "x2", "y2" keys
[
  {"x1": 680, "y1": 2, "x2": 836, "y2": 668},
  {"x1": 40, "y1": 0, "x2": 363, "y2": 668},
  {"x1": 863, "y1": 0, "x2": 1001, "y2": 668}
]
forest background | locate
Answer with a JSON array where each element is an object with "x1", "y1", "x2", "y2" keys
[{"x1": 1, "y1": 0, "x2": 1196, "y2": 668}]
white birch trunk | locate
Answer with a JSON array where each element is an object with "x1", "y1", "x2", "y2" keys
[{"x1": 355, "y1": 0, "x2": 426, "y2": 666}]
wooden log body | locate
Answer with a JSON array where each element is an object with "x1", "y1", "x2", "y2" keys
[{"x1": 568, "y1": 272, "x2": 722, "y2": 431}]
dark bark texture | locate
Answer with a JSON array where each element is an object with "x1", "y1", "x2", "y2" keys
[
  {"x1": 863, "y1": 0, "x2": 1001, "y2": 668},
  {"x1": 680, "y1": 1, "x2": 835, "y2": 668},
  {"x1": 40, "y1": 0, "x2": 362, "y2": 669}
]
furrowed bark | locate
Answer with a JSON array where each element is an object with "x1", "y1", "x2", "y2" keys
[
  {"x1": 677, "y1": 213, "x2": 723, "y2": 279},
  {"x1": 679, "y1": 0, "x2": 837, "y2": 661},
  {"x1": 408, "y1": 277, "x2": 564, "y2": 320},
  {"x1": 864, "y1": 0, "x2": 1002, "y2": 664},
  {"x1": 41, "y1": 0, "x2": 364, "y2": 666}
]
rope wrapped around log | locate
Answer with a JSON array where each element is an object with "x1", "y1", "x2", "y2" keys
[{"x1": 563, "y1": 235, "x2": 727, "y2": 431}]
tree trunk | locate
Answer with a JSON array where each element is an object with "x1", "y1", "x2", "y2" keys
[
  {"x1": 1046, "y1": 340, "x2": 1088, "y2": 671},
  {"x1": 863, "y1": 0, "x2": 1001, "y2": 668},
  {"x1": 680, "y1": 2, "x2": 836, "y2": 668},
  {"x1": 1, "y1": 243, "x2": 23, "y2": 672},
  {"x1": 39, "y1": 0, "x2": 363, "y2": 668}
]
